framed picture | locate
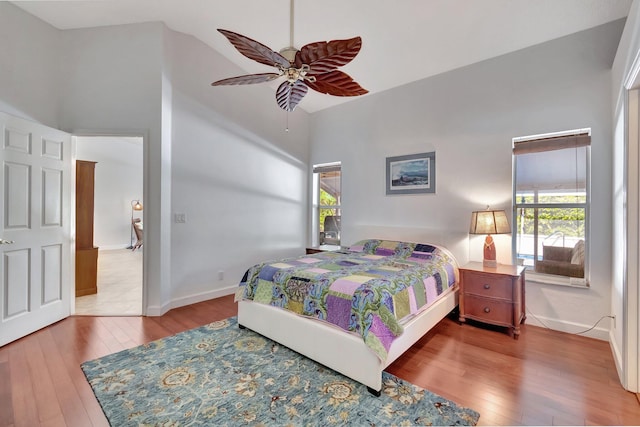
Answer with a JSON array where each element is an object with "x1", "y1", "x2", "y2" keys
[{"x1": 385, "y1": 151, "x2": 436, "y2": 195}]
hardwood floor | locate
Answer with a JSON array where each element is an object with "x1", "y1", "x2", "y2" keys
[{"x1": 1, "y1": 295, "x2": 638, "y2": 426}]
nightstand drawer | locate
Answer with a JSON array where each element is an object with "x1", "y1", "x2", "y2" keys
[
  {"x1": 463, "y1": 272, "x2": 513, "y2": 300},
  {"x1": 464, "y1": 295, "x2": 513, "y2": 326},
  {"x1": 459, "y1": 262, "x2": 526, "y2": 338}
]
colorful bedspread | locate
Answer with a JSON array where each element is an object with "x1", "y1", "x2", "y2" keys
[{"x1": 236, "y1": 239, "x2": 459, "y2": 361}]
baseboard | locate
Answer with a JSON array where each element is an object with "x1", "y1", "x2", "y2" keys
[
  {"x1": 610, "y1": 328, "x2": 625, "y2": 389},
  {"x1": 525, "y1": 313, "x2": 609, "y2": 341},
  {"x1": 145, "y1": 285, "x2": 237, "y2": 317}
]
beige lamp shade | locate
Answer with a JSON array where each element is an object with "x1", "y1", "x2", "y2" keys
[
  {"x1": 469, "y1": 210, "x2": 510, "y2": 235},
  {"x1": 469, "y1": 209, "x2": 510, "y2": 268},
  {"x1": 132, "y1": 200, "x2": 143, "y2": 211}
]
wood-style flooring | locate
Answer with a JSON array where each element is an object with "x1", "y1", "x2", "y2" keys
[{"x1": 1, "y1": 295, "x2": 638, "y2": 426}]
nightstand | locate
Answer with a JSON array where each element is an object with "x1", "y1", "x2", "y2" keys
[
  {"x1": 458, "y1": 262, "x2": 526, "y2": 339},
  {"x1": 305, "y1": 245, "x2": 341, "y2": 255}
]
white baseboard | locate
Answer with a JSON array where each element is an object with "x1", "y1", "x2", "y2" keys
[
  {"x1": 525, "y1": 313, "x2": 609, "y2": 341},
  {"x1": 145, "y1": 285, "x2": 237, "y2": 317},
  {"x1": 610, "y1": 328, "x2": 626, "y2": 389}
]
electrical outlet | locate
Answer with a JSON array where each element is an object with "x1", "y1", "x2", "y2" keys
[
  {"x1": 218, "y1": 270, "x2": 224, "y2": 281},
  {"x1": 174, "y1": 213, "x2": 186, "y2": 223}
]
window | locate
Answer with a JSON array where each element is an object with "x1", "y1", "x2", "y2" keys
[
  {"x1": 313, "y1": 163, "x2": 341, "y2": 246},
  {"x1": 512, "y1": 129, "x2": 590, "y2": 286}
]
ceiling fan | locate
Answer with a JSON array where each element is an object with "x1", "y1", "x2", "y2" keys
[{"x1": 210, "y1": 2, "x2": 368, "y2": 112}]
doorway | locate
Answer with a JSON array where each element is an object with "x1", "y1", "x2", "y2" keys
[{"x1": 74, "y1": 135, "x2": 144, "y2": 315}]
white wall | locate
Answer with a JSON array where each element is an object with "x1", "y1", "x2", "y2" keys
[
  {"x1": 611, "y1": 0, "x2": 640, "y2": 392},
  {"x1": 310, "y1": 20, "x2": 625, "y2": 340},
  {"x1": 0, "y1": 3, "x2": 311, "y2": 315},
  {"x1": 59, "y1": 23, "x2": 311, "y2": 313},
  {"x1": 0, "y1": 3, "x2": 60, "y2": 127},
  {"x1": 76, "y1": 136, "x2": 144, "y2": 249},
  {"x1": 164, "y1": 28, "x2": 310, "y2": 307},
  {"x1": 56, "y1": 22, "x2": 169, "y2": 312}
]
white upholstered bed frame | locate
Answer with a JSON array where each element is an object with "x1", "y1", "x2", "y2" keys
[{"x1": 238, "y1": 226, "x2": 469, "y2": 393}]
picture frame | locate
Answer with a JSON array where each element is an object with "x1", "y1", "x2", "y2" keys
[{"x1": 385, "y1": 151, "x2": 436, "y2": 195}]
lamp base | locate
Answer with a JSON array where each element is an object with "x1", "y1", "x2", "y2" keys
[{"x1": 483, "y1": 259, "x2": 497, "y2": 268}]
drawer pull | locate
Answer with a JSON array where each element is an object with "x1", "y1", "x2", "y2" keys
[
  {"x1": 483, "y1": 284, "x2": 491, "y2": 290},
  {"x1": 484, "y1": 307, "x2": 491, "y2": 313}
]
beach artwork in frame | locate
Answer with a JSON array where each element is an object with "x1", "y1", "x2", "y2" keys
[{"x1": 386, "y1": 151, "x2": 435, "y2": 195}]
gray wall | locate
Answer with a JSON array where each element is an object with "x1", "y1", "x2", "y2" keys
[
  {"x1": 164, "y1": 28, "x2": 310, "y2": 306},
  {"x1": 310, "y1": 20, "x2": 625, "y2": 339},
  {"x1": 611, "y1": 0, "x2": 640, "y2": 391},
  {"x1": 0, "y1": 2, "x2": 311, "y2": 314},
  {"x1": 0, "y1": 3, "x2": 60, "y2": 127},
  {"x1": 57, "y1": 21, "x2": 170, "y2": 311}
]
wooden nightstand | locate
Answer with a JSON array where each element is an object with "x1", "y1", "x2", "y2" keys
[
  {"x1": 458, "y1": 262, "x2": 526, "y2": 339},
  {"x1": 305, "y1": 245, "x2": 341, "y2": 255}
]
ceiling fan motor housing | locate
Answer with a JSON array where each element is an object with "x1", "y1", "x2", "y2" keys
[{"x1": 279, "y1": 46, "x2": 298, "y2": 62}]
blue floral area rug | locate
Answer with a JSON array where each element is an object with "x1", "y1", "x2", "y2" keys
[{"x1": 81, "y1": 317, "x2": 480, "y2": 426}]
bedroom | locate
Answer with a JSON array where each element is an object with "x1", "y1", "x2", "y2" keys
[{"x1": 0, "y1": 0, "x2": 639, "y2": 424}]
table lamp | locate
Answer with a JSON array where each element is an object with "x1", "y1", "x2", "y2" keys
[{"x1": 469, "y1": 208, "x2": 510, "y2": 268}]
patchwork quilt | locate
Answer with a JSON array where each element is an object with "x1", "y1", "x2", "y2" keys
[{"x1": 236, "y1": 239, "x2": 459, "y2": 361}]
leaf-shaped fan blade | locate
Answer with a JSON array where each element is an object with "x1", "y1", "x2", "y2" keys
[
  {"x1": 218, "y1": 29, "x2": 290, "y2": 68},
  {"x1": 211, "y1": 73, "x2": 281, "y2": 86},
  {"x1": 306, "y1": 70, "x2": 368, "y2": 97},
  {"x1": 294, "y1": 37, "x2": 362, "y2": 75},
  {"x1": 276, "y1": 80, "x2": 308, "y2": 112}
]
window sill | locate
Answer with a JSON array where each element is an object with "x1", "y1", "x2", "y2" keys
[{"x1": 524, "y1": 270, "x2": 589, "y2": 288}]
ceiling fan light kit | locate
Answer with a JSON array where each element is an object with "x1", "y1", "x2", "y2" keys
[{"x1": 211, "y1": 29, "x2": 368, "y2": 112}]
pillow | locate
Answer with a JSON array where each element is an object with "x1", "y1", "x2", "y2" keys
[
  {"x1": 409, "y1": 243, "x2": 438, "y2": 260},
  {"x1": 394, "y1": 241, "x2": 416, "y2": 258},
  {"x1": 571, "y1": 240, "x2": 585, "y2": 265},
  {"x1": 348, "y1": 239, "x2": 434, "y2": 259},
  {"x1": 347, "y1": 239, "x2": 381, "y2": 254},
  {"x1": 374, "y1": 240, "x2": 400, "y2": 256},
  {"x1": 346, "y1": 240, "x2": 368, "y2": 253}
]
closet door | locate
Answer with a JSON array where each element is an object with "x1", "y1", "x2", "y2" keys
[{"x1": 0, "y1": 113, "x2": 71, "y2": 347}]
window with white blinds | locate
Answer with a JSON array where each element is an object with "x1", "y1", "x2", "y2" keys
[{"x1": 512, "y1": 129, "x2": 590, "y2": 287}]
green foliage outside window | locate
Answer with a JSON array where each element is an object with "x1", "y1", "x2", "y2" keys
[
  {"x1": 516, "y1": 208, "x2": 585, "y2": 237},
  {"x1": 516, "y1": 194, "x2": 586, "y2": 239},
  {"x1": 516, "y1": 196, "x2": 585, "y2": 240},
  {"x1": 319, "y1": 189, "x2": 337, "y2": 232}
]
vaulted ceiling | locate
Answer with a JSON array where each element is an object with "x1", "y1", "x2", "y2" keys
[{"x1": 12, "y1": 0, "x2": 633, "y2": 113}]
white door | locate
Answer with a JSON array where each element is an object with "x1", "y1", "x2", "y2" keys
[{"x1": 0, "y1": 113, "x2": 71, "y2": 347}]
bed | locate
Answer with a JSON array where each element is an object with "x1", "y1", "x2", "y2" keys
[{"x1": 236, "y1": 230, "x2": 466, "y2": 394}]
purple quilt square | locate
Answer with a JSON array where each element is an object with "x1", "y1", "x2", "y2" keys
[
  {"x1": 369, "y1": 314, "x2": 395, "y2": 351},
  {"x1": 424, "y1": 276, "x2": 438, "y2": 303},
  {"x1": 374, "y1": 248, "x2": 394, "y2": 256},
  {"x1": 330, "y1": 278, "x2": 362, "y2": 296},
  {"x1": 258, "y1": 265, "x2": 279, "y2": 281},
  {"x1": 326, "y1": 294, "x2": 352, "y2": 330}
]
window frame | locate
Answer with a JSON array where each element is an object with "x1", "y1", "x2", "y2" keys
[
  {"x1": 312, "y1": 162, "x2": 342, "y2": 247},
  {"x1": 511, "y1": 129, "x2": 591, "y2": 288}
]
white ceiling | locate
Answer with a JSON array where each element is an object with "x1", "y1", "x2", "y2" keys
[{"x1": 12, "y1": 0, "x2": 633, "y2": 113}]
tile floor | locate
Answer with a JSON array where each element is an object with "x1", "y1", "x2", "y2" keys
[{"x1": 75, "y1": 248, "x2": 143, "y2": 316}]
